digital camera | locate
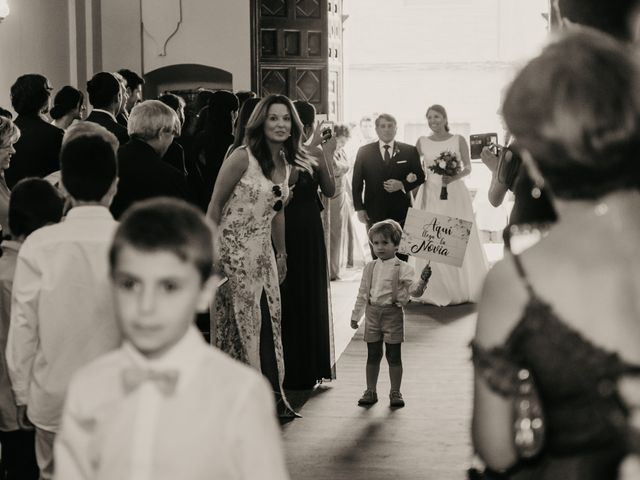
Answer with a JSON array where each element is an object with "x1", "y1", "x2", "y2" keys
[{"x1": 469, "y1": 133, "x2": 499, "y2": 159}]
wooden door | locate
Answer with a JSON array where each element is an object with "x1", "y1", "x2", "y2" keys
[{"x1": 251, "y1": 0, "x2": 343, "y2": 120}]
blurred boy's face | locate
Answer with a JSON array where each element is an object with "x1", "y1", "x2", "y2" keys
[
  {"x1": 112, "y1": 246, "x2": 215, "y2": 359},
  {"x1": 370, "y1": 233, "x2": 398, "y2": 261}
]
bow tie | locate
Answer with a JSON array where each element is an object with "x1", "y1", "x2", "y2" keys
[{"x1": 122, "y1": 367, "x2": 179, "y2": 396}]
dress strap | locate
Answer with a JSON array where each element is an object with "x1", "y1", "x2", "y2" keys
[{"x1": 511, "y1": 253, "x2": 536, "y2": 298}]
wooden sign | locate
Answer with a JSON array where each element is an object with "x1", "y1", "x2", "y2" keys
[{"x1": 398, "y1": 208, "x2": 472, "y2": 267}]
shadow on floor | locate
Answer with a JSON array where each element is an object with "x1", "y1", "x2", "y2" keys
[{"x1": 405, "y1": 302, "x2": 476, "y2": 325}]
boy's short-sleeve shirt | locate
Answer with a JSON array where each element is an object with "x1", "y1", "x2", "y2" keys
[{"x1": 54, "y1": 327, "x2": 290, "y2": 480}]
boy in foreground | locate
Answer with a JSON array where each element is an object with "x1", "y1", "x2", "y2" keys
[{"x1": 54, "y1": 198, "x2": 290, "y2": 480}]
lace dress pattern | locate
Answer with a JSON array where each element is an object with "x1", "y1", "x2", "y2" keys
[{"x1": 471, "y1": 254, "x2": 640, "y2": 479}]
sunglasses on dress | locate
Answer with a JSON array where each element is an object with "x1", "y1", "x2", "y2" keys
[{"x1": 273, "y1": 185, "x2": 283, "y2": 211}]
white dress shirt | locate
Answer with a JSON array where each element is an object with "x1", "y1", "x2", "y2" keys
[
  {"x1": 54, "y1": 326, "x2": 290, "y2": 480},
  {"x1": 379, "y1": 140, "x2": 395, "y2": 161},
  {"x1": 7, "y1": 205, "x2": 121, "y2": 432}
]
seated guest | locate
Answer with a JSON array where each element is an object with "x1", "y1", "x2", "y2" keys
[
  {"x1": 54, "y1": 198, "x2": 290, "y2": 480},
  {"x1": 0, "y1": 178, "x2": 64, "y2": 480},
  {"x1": 110, "y1": 100, "x2": 191, "y2": 219},
  {"x1": 85, "y1": 72, "x2": 129, "y2": 145},
  {"x1": 116, "y1": 69, "x2": 144, "y2": 126},
  {"x1": 50, "y1": 86, "x2": 85, "y2": 131},
  {"x1": 7, "y1": 123, "x2": 122, "y2": 480},
  {"x1": 0, "y1": 116, "x2": 20, "y2": 237},
  {"x1": 4, "y1": 74, "x2": 63, "y2": 188}
]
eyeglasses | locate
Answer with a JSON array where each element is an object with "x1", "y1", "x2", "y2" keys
[{"x1": 273, "y1": 185, "x2": 283, "y2": 211}]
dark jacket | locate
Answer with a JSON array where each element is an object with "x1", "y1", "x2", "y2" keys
[
  {"x1": 352, "y1": 140, "x2": 424, "y2": 224},
  {"x1": 86, "y1": 110, "x2": 129, "y2": 145},
  {"x1": 110, "y1": 138, "x2": 192, "y2": 219},
  {"x1": 4, "y1": 115, "x2": 64, "y2": 188}
]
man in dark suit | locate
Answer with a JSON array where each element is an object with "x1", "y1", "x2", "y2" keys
[
  {"x1": 4, "y1": 74, "x2": 64, "y2": 188},
  {"x1": 352, "y1": 113, "x2": 424, "y2": 260},
  {"x1": 110, "y1": 100, "x2": 191, "y2": 219},
  {"x1": 85, "y1": 72, "x2": 129, "y2": 145}
]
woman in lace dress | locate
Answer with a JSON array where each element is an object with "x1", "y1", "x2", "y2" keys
[
  {"x1": 471, "y1": 31, "x2": 640, "y2": 479},
  {"x1": 412, "y1": 104, "x2": 488, "y2": 306},
  {"x1": 207, "y1": 94, "x2": 304, "y2": 416}
]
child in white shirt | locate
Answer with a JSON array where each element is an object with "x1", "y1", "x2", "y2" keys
[
  {"x1": 54, "y1": 198, "x2": 290, "y2": 480},
  {"x1": 351, "y1": 219, "x2": 432, "y2": 407},
  {"x1": 7, "y1": 124, "x2": 122, "y2": 479},
  {"x1": 0, "y1": 178, "x2": 64, "y2": 480}
]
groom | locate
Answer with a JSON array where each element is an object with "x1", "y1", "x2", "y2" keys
[{"x1": 352, "y1": 113, "x2": 424, "y2": 260}]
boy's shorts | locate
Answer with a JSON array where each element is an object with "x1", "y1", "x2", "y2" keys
[{"x1": 364, "y1": 304, "x2": 404, "y2": 344}]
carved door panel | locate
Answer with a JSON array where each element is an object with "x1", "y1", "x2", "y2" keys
[{"x1": 252, "y1": 0, "x2": 343, "y2": 120}]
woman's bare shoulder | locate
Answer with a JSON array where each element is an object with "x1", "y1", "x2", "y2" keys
[{"x1": 475, "y1": 256, "x2": 530, "y2": 348}]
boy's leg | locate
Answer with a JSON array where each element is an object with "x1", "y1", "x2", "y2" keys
[
  {"x1": 365, "y1": 341, "x2": 384, "y2": 391},
  {"x1": 34, "y1": 428, "x2": 55, "y2": 480},
  {"x1": 385, "y1": 343, "x2": 403, "y2": 392}
]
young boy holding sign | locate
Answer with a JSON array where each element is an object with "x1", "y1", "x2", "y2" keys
[{"x1": 350, "y1": 220, "x2": 432, "y2": 407}]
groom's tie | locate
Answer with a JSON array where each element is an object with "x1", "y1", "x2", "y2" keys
[{"x1": 383, "y1": 145, "x2": 391, "y2": 163}]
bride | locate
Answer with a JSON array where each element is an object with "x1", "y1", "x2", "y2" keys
[{"x1": 411, "y1": 104, "x2": 488, "y2": 306}]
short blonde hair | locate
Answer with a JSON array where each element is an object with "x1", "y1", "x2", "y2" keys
[
  {"x1": 128, "y1": 100, "x2": 180, "y2": 141},
  {"x1": 0, "y1": 116, "x2": 20, "y2": 148}
]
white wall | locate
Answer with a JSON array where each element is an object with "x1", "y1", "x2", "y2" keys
[
  {"x1": 101, "y1": 0, "x2": 252, "y2": 90},
  {"x1": 0, "y1": 0, "x2": 71, "y2": 112}
]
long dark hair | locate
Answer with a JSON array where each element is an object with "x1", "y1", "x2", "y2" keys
[{"x1": 245, "y1": 95, "x2": 304, "y2": 178}]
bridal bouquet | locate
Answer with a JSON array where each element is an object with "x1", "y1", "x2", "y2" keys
[{"x1": 428, "y1": 150, "x2": 462, "y2": 200}]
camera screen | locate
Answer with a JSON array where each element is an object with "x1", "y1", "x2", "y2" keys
[{"x1": 469, "y1": 133, "x2": 498, "y2": 159}]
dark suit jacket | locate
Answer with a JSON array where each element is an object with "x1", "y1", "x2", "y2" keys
[
  {"x1": 86, "y1": 110, "x2": 129, "y2": 145},
  {"x1": 4, "y1": 115, "x2": 64, "y2": 188},
  {"x1": 110, "y1": 138, "x2": 192, "y2": 219},
  {"x1": 352, "y1": 140, "x2": 424, "y2": 224}
]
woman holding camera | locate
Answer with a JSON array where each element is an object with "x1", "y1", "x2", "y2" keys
[
  {"x1": 472, "y1": 30, "x2": 640, "y2": 479},
  {"x1": 280, "y1": 100, "x2": 337, "y2": 390},
  {"x1": 411, "y1": 104, "x2": 488, "y2": 306}
]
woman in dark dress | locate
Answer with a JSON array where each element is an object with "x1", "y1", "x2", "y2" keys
[
  {"x1": 193, "y1": 90, "x2": 239, "y2": 209},
  {"x1": 280, "y1": 101, "x2": 337, "y2": 390},
  {"x1": 471, "y1": 31, "x2": 640, "y2": 479}
]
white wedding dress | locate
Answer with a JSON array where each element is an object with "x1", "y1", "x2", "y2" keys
[{"x1": 410, "y1": 135, "x2": 489, "y2": 306}]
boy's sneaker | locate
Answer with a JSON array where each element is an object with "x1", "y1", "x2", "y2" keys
[
  {"x1": 389, "y1": 390, "x2": 405, "y2": 407},
  {"x1": 357, "y1": 389, "x2": 378, "y2": 405}
]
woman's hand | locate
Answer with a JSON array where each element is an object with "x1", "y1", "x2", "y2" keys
[
  {"x1": 480, "y1": 146, "x2": 499, "y2": 173},
  {"x1": 276, "y1": 253, "x2": 287, "y2": 284},
  {"x1": 442, "y1": 175, "x2": 454, "y2": 185}
]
